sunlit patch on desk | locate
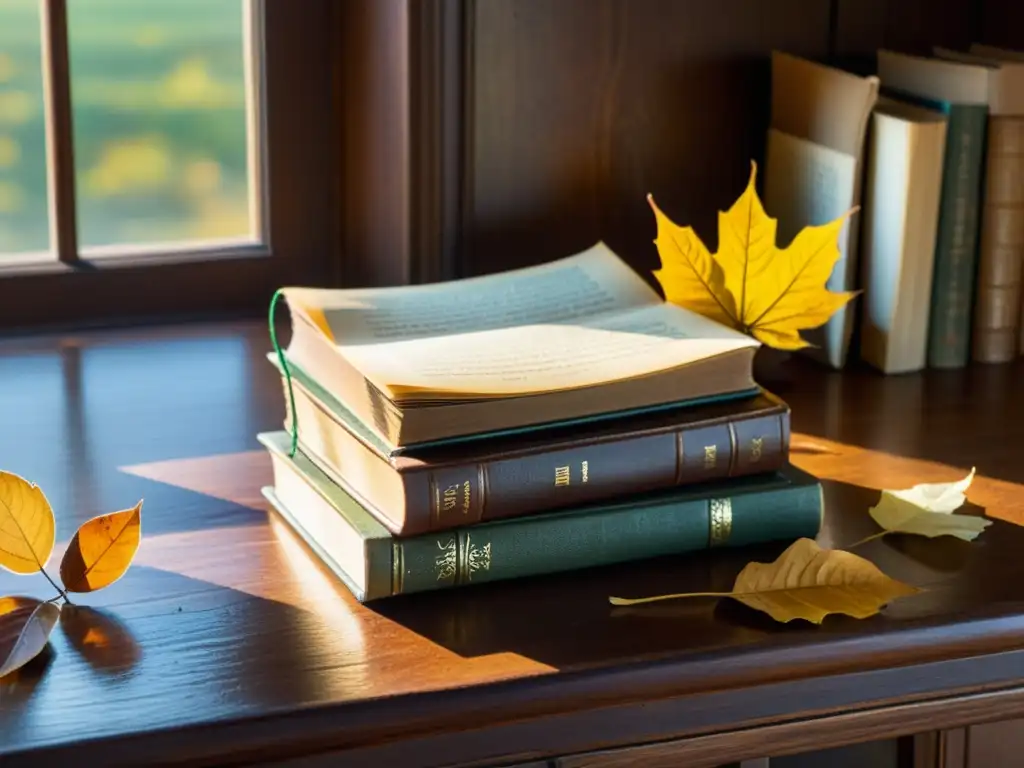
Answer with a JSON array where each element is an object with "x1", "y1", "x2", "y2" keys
[
  {"x1": 791, "y1": 432, "x2": 1024, "y2": 526},
  {"x1": 119, "y1": 451, "x2": 271, "y2": 510}
]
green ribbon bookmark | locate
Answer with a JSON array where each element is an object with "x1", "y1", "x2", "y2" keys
[{"x1": 268, "y1": 289, "x2": 298, "y2": 457}]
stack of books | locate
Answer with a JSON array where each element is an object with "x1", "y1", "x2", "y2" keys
[{"x1": 259, "y1": 243, "x2": 823, "y2": 602}]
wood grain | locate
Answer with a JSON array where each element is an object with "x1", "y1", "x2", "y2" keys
[
  {"x1": 834, "y1": 0, "x2": 979, "y2": 63},
  {"x1": 463, "y1": 0, "x2": 830, "y2": 279},
  {"x1": 0, "y1": 322, "x2": 1023, "y2": 766},
  {"x1": 337, "y1": 0, "x2": 415, "y2": 287},
  {"x1": 556, "y1": 686, "x2": 1024, "y2": 768}
]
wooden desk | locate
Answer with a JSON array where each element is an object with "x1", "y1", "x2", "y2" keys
[{"x1": 0, "y1": 321, "x2": 1022, "y2": 767}]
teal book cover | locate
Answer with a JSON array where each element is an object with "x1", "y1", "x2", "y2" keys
[
  {"x1": 881, "y1": 88, "x2": 988, "y2": 368},
  {"x1": 259, "y1": 431, "x2": 823, "y2": 602}
]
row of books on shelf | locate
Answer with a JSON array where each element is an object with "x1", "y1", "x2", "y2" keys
[
  {"x1": 262, "y1": 248, "x2": 823, "y2": 601},
  {"x1": 767, "y1": 46, "x2": 1024, "y2": 374}
]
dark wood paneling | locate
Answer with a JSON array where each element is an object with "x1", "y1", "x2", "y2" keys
[
  {"x1": 338, "y1": 1, "x2": 413, "y2": 286},
  {"x1": 408, "y1": 0, "x2": 467, "y2": 284},
  {"x1": 556, "y1": 688, "x2": 1015, "y2": 768},
  {"x1": 979, "y1": 0, "x2": 1024, "y2": 50},
  {"x1": 966, "y1": 720, "x2": 1024, "y2": 766},
  {"x1": 834, "y1": 0, "x2": 979, "y2": 73},
  {"x1": 462, "y1": 0, "x2": 830, "y2": 278},
  {"x1": 338, "y1": 1, "x2": 465, "y2": 287}
]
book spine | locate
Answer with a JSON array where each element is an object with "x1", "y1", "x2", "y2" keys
[
  {"x1": 388, "y1": 477, "x2": 822, "y2": 597},
  {"x1": 1020, "y1": 289, "x2": 1024, "y2": 356},
  {"x1": 417, "y1": 411, "x2": 789, "y2": 532},
  {"x1": 972, "y1": 116, "x2": 1024, "y2": 363},
  {"x1": 928, "y1": 105, "x2": 988, "y2": 369}
]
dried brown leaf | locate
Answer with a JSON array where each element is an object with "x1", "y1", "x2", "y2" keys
[
  {"x1": 60, "y1": 500, "x2": 143, "y2": 593},
  {"x1": 0, "y1": 596, "x2": 60, "y2": 678},
  {"x1": 610, "y1": 538, "x2": 919, "y2": 624}
]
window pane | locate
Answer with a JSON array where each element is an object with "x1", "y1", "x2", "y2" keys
[
  {"x1": 68, "y1": 0, "x2": 255, "y2": 252},
  {"x1": 0, "y1": 0, "x2": 50, "y2": 256}
]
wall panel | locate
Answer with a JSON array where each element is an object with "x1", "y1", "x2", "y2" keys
[{"x1": 462, "y1": 0, "x2": 831, "y2": 278}]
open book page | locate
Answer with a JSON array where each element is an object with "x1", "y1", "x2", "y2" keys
[
  {"x1": 284, "y1": 242, "x2": 660, "y2": 346},
  {"x1": 340, "y1": 302, "x2": 759, "y2": 398}
]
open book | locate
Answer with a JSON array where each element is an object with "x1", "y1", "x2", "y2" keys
[{"x1": 276, "y1": 243, "x2": 760, "y2": 448}]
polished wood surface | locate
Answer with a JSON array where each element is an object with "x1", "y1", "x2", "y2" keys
[{"x1": 1, "y1": 322, "x2": 1024, "y2": 767}]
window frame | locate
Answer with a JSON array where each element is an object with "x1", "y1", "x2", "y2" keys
[{"x1": 0, "y1": 0, "x2": 339, "y2": 331}]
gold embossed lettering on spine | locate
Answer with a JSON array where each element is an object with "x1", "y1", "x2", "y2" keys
[
  {"x1": 431, "y1": 535, "x2": 492, "y2": 585},
  {"x1": 709, "y1": 498, "x2": 733, "y2": 547}
]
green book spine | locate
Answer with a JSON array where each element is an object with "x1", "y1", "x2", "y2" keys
[
  {"x1": 927, "y1": 103, "x2": 988, "y2": 369},
  {"x1": 390, "y1": 472, "x2": 822, "y2": 597}
]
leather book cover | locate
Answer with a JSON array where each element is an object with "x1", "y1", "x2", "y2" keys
[
  {"x1": 1020, "y1": 294, "x2": 1024, "y2": 355},
  {"x1": 283, "y1": 367, "x2": 791, "y2": 536},
  {"x1": 968, "y1": 44, "x2": 1024, "y2": 358},
  {"x1": 973, "y1": 118, "x2": 1024, "y2": 362}
]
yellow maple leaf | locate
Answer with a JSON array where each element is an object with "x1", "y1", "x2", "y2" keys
[{"x1": 649, "y1": 162, "x2": 857, "y2": 350}]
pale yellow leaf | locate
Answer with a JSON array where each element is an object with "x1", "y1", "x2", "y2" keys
[
  {"x1": 609, "y1": 538, "x2": 918, "y2": 624},
  {"x1": 887, "y1": 467, "x2": 976, "y2": 512},
  {"x1": 869, "y1": 468, "x2": 989, "y2": 541},
  {"x1": 0, "y1": 597, "x2": 60, "y2": 678},
  {"x1": 649, "y1": 161, "x2": 856, "y2": 349},
  {"x1": 648, "y1": 194, "x2": 737, "y2": 328},
  {"x1": 60, "y1": 500, "x2": 143, "y2": 593},
  {"x1": 0, "y1": 471, "x2": 56, "y2": 574}
]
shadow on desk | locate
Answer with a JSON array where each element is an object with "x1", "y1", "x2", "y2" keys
[{"x1": 373, "y1": 480, "x2": 994, "y2": 669}]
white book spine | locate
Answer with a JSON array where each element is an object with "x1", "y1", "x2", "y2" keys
[{"x1": 860, "y1": 108, "x2": 948, "y2": 374}]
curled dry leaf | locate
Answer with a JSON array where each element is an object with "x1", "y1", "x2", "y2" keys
[
  {"x1": 869, "y1": 468, "x2": 989, "y2": 542},
  {"x1": 0, "y1": 471, "x2": 56, "y2": 574},
  {"x1": 609, "y1": 538, "x2": 919, "y2": 624},
  {"x1": 649, "y1": 162, "x2": 856, "y2": 350},
  {"x1": 0, "y1": 596, "x2": 60, "y2": 678},
  {"x1": 60, "y1": 500, "x2": 143, "y2": 593}
]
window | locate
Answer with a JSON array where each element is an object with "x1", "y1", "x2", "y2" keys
[{"x1": 0, "y1": 0, "x2": 336, "y2": 329}]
